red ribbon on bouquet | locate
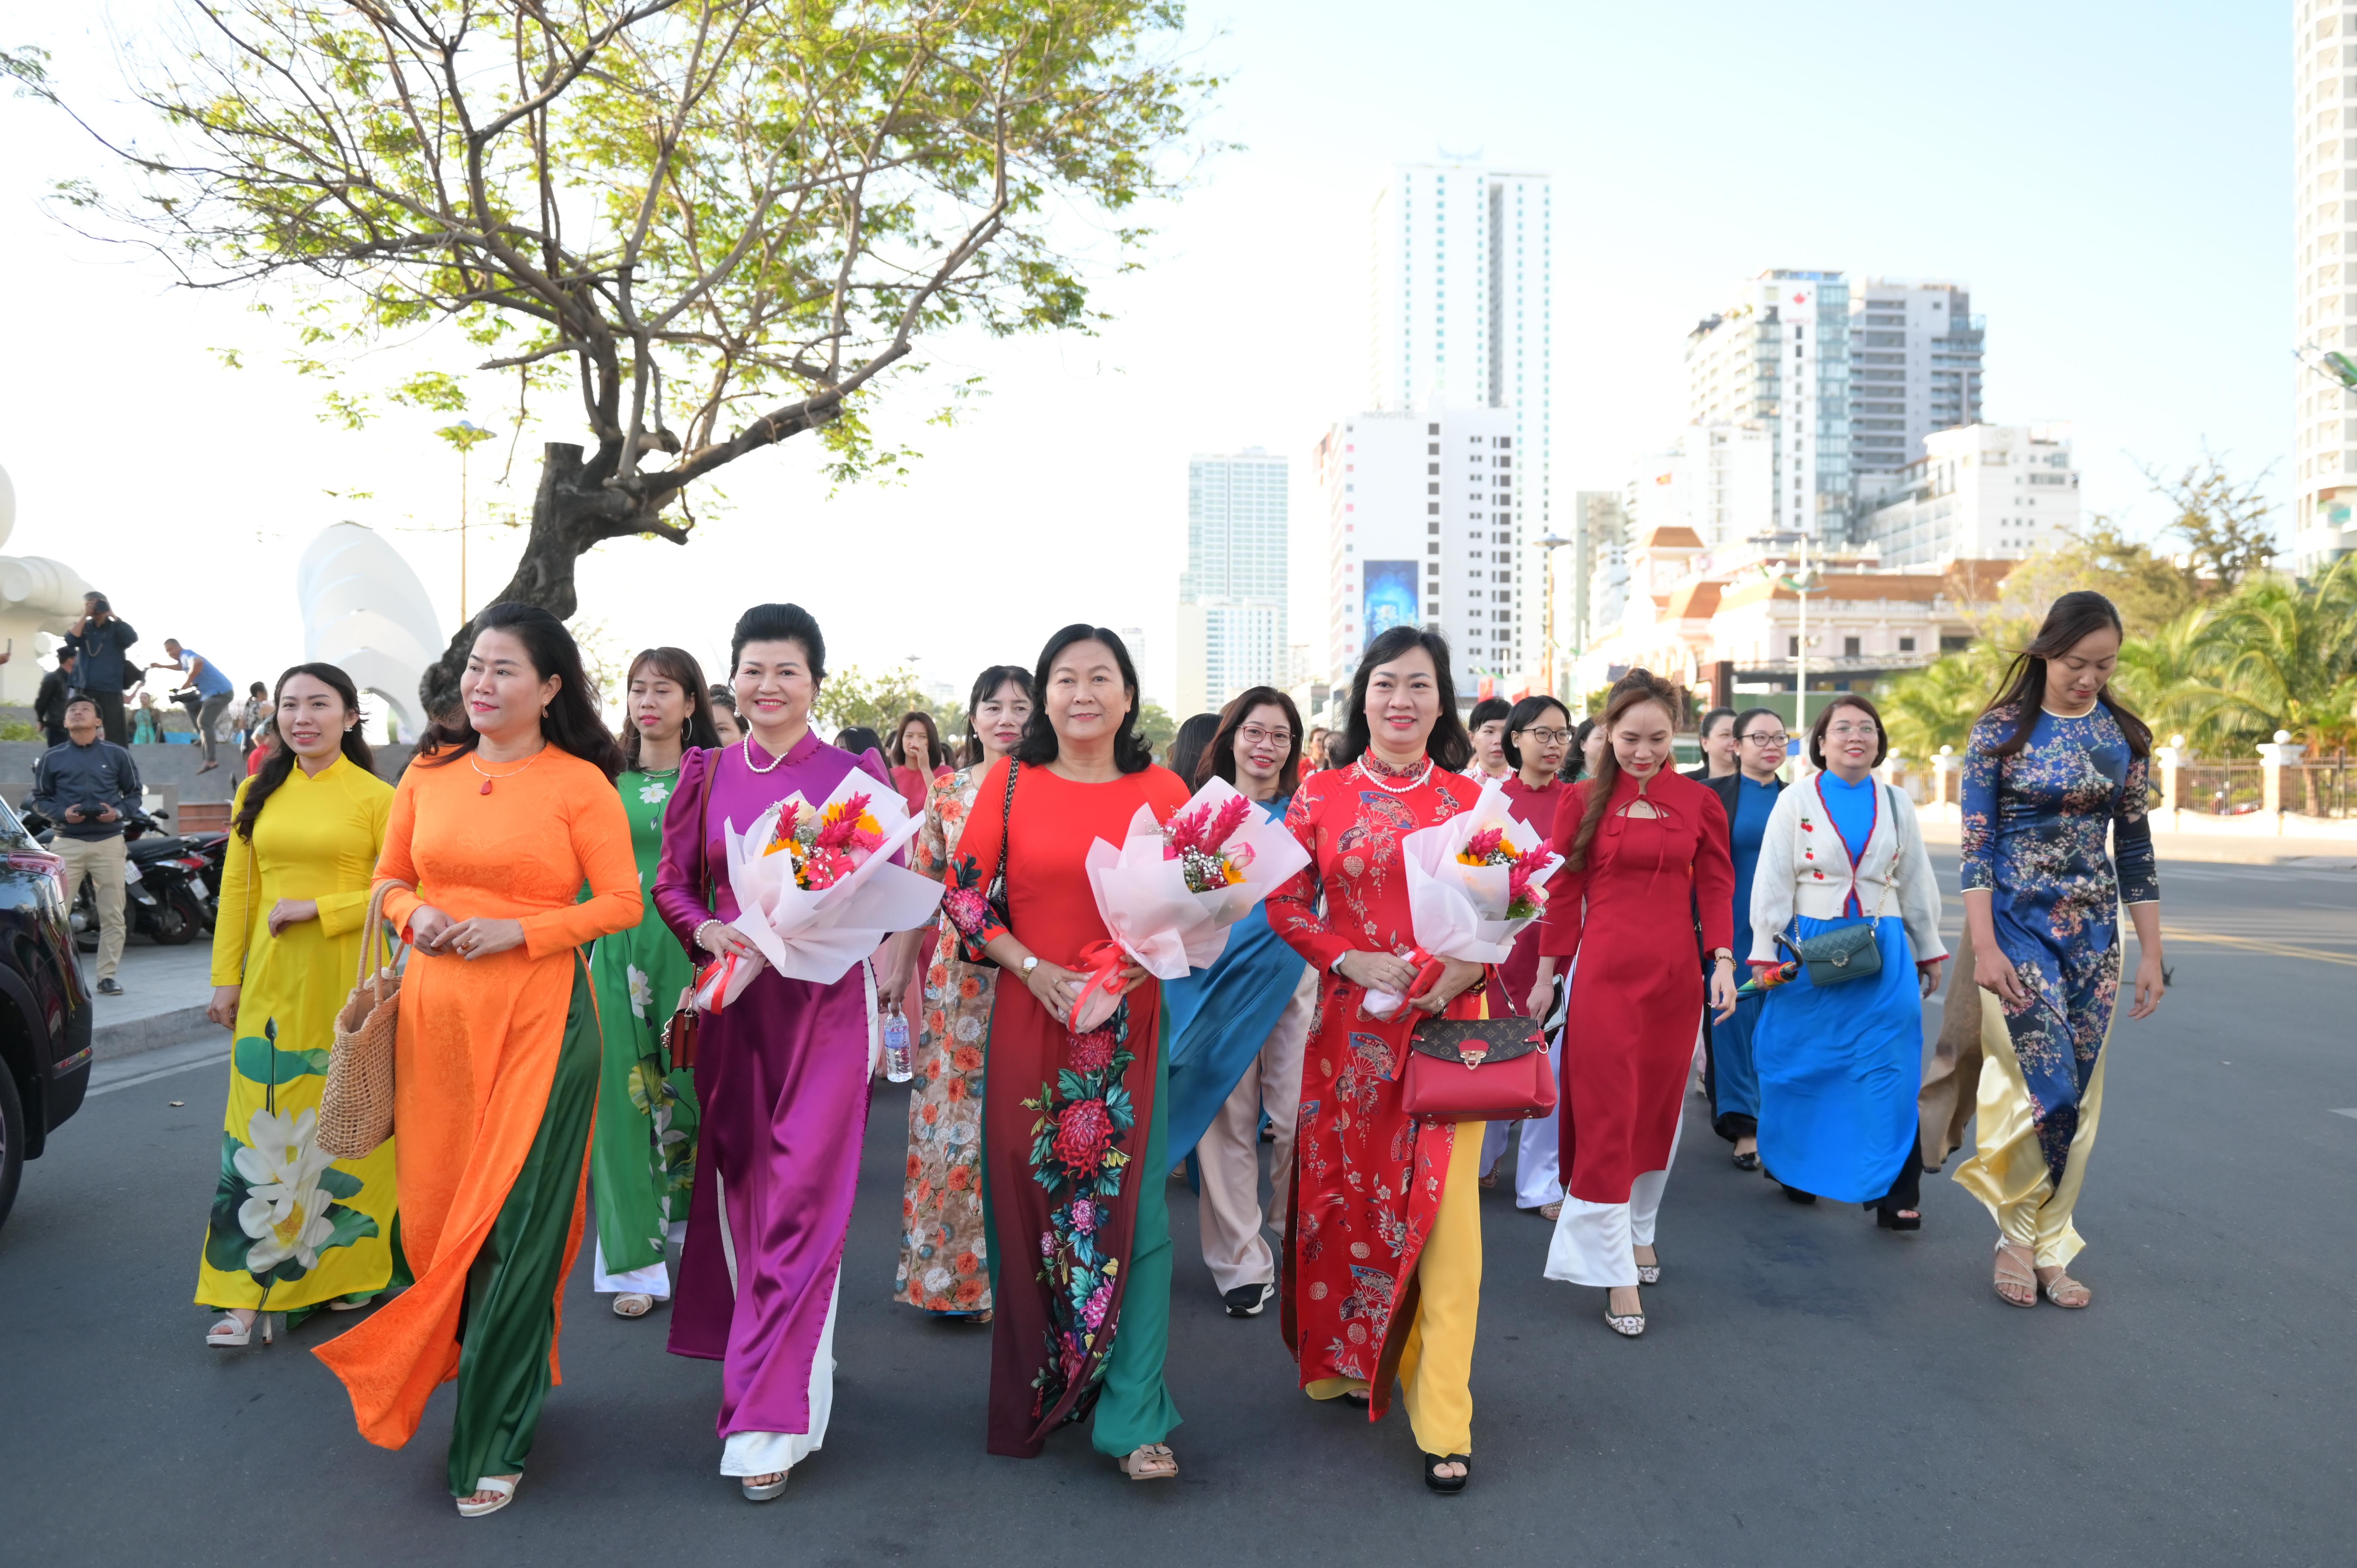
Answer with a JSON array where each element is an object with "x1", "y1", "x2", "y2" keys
[
  {"x1": 695, "y1": 952, "x2": 743, "y2": 1012},
  {"x1": 1067, "y1": 939, "x2": 1134, "y2": 1032},
  {"x1": 1356, "y1": 946, "x2": 1445, "y2": 1022}
]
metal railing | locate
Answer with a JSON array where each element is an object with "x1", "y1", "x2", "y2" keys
[
  {"x1": 2176, "y1": 761, "x2": 2264, "y2": 817},
  {"x1": 2282, "y1": 758, "x2": 2356, "y2": 818}
]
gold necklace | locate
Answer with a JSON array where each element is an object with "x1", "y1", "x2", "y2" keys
[{"x1": 470, "y1": 746, "x2": 546, "y2": 795}]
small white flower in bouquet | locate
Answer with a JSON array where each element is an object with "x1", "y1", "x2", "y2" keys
[
  {"x1": 1362, "y1": 776, "x2": 1564, "y2": 1019},
  {"x1": 1070, "y1": 776, "x2": 1312, "y2": 1031},
  {"x1": 695, "y1": 772, "x2": 943, "y2": 1008}
]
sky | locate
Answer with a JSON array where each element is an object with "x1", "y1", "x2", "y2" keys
[{"x1": 0, "y1": 1, "x2": 2289, "y2": 713}]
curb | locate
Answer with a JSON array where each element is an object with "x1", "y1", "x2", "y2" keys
[{"x1": 93, "y1": 1005, "x2": 216, "y2": 1062}]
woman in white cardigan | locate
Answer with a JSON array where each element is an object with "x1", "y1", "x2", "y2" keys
[{"x1": 1748, "y1": 695, "x2": 1947, "y2": 1228}]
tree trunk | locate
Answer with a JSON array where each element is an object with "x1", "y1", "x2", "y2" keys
[{"x1": 417, "y1": 441, "x2": 625, "y2": 718}]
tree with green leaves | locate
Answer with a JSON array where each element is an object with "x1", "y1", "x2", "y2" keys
[
  {"x1": 2139, "y1": 453, "x2": 2278, "y2": 593},
  {"x1": 811, "y1": 663, "x2": 955, "y2": 741},
  {"x1": 2188, "y1": 560, "x2": 2357, "y2": 791},
  {"x1": 1877, "y1": 637, "x2": 2014, "y2": 760},
  {"x1": 1994, "y1": 515, "x2": 2202, "y2": 638},
  {"x1": 22, "y1": 2, "x2": 1211, "y2": 712}
]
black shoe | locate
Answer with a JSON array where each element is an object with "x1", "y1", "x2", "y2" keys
[
  {"x1": 1780, "y1": 1183, "x2": 1816, "y2": 1205},
  {"x1": 1875, "y1": 1206, "x2": 1922, "y2": 1231},
  {"x1": 1422, "y1": 1452, "x2": 1471, "y2": 1495},
  {"x1": 1731, "y1": 1150, "x2": 1759, "y2": 1171},
  {"x1": 96, "y1": 978, "x2": 123, "y2": 996},
  {"x1": 1222, "y1": 1282, "x2": 1273, "y2": 1318}
]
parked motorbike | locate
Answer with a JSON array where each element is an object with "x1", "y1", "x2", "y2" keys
[{"x1": 16, "y1": 801, "x2": 214, "y2": 949}]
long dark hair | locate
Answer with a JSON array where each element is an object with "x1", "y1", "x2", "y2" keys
[
  {"x1": 1980, "y1": 590, "x2": 2151, "y2": 760},
  {"x1": 1502, "y1": 694, "x2": 1571, "y2": 773},
  {"x1": 887, "y1": 710, "x2": 947, "y2": 771},
  {"x1": 1564, "y1": 672, "x2": 1680, "y2": 873},
  {"x1": 1169, "y1": 712, "x2": 1222, "y2": 786},
  {"x1": 1014, "y1": 624, "x2": 1154, "y2": 773},
  {"x1": 960, "y1": 664, "x2": 1034, "y2": 767},
  {"x1": 1563, "y1": 716, "x2": 1598, "y2": 782},
  {"x1": 233, "y1": 663, "x2": 375, "y2": 841},
  {"x1": 416, "y1": 601, "x2": 625, "y2": 782},
  {"x1": 1328, "y1": 625, "x2": 1471, "y2": 771},
  {"x1": 617, "y1": 647, "x2": 719, "y2": 770},
  {"x1": 1197, "y1": 686, "x2": 1303, "y2": 795}
]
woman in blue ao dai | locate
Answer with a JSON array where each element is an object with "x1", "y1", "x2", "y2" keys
[{"x1": 1952, "y1": 592, "x2": 2164, "y2": 1311}]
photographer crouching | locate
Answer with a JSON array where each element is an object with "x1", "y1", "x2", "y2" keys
[{"x1": 32, "y1": 695, "x2": 143, "y2": 995}]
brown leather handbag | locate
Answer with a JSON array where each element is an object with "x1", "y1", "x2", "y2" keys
[{"x1": 1398, "y1": 976, "x2": 1557, "y2": 1124}]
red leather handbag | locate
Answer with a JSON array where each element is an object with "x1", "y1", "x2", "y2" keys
[{"x1": 1397, "y1": 976, "x2": 1558, "y2": 1124}]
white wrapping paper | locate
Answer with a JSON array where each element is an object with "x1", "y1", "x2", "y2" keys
[{"x1": 1362, "y1": 776, "x2": 1563, "y2": 1018}]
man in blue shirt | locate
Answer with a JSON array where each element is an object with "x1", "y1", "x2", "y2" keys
[
  {"x1": 32, "y1": 696, "x2": 143, "y2": 995},
  {"x1": 151, "y1": 637, "x2": 236, "y2": 773}
]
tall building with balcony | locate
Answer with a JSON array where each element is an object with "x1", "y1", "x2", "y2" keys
[
  {"x1": 1684, "y1": 270, "x2": 1853, "y2": 542},
  {"x1": 1174, "y1": 450, "x2": 1288, "y2": 720},
  {"x1": 2295, "y1": 1, "x2": 2357, "y2": 570},
  {"x1": 1847, "y1": 280, "x2": 1984, "y2": 489},
  {"x1": 1316, "y1": 407, "x2": 1521, "y2": 707},
  {"x1": 1370, "y1": 160, "x2": 1550, "y2": 677}
]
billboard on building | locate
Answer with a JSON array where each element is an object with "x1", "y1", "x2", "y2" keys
[{"x1": 1362, "y1": 559, "x2": 1418, "y2": 641}]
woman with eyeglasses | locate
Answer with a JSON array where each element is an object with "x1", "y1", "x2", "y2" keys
[
  {"x1": 1695, "y1": 708, "x2": 1790, "y2": 1171},
  {"x1": 1477, "y1": 693, "x2": 1577, "y2": 1217},
  {"x1": 1162, "y1": 688, "x2": 1312, "y2": 1320},
  {"x1": 896, "y1": 664, "x2": 1034, "y2": 1322},
  {"x1": 1748, "y1": 695, "x2": 1946, "y2": 1229}
]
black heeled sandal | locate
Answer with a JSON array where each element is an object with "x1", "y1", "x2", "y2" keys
[
  {"x1": 1874, "y1": 1205, "x2": 1922, "y2": 1231},
  {"x1": 1422, "y1": 1452, "x2": 1470, "y2": 1494}
]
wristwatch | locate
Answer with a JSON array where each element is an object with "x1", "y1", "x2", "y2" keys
[{"x1": 1020, "y1": 955, "x2": 1041, "y2": 977}]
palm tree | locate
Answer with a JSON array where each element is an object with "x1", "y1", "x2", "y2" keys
[
  {"x1": 2191, "y1": 560, "x2": 2357, "y2": 812},
  {"x1": 2113, "y1": 605, "x2": 2230, "y2": 751},
  {"x1": 1880, "y1": 639, "x2": 2017, "y2": 759}
]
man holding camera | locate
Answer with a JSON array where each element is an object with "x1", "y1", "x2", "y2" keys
[
  {"x1": 33, "y1": 696, "x2": 143, "y2": 995},
  {"x1": 64, "y1": 591, "x2": 140, "y2": 746}
]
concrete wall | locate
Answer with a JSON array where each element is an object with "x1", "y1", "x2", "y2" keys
[{"x1": 0, "y1": 740, "x2": 418, "y2": 817}]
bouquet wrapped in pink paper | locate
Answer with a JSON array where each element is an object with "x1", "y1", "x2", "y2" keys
[
  {"x1": 693, "y1": 771, "x2": 943, "y2": 1008},
  {"x1": 1069, "y1": 776, "x2": 1312, "y2": 1031},
  {"x1": 1362, "y1": 776, "x2": 1564, "y2": 1018}
]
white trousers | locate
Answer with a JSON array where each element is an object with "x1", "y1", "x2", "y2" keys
[
  {"x1": 719, "y1": 1269, "x2": 842, "y2": 1478},
  {"x1": 1197, "y1": 966, "x2": 1315, "y2": 1293},
  {"x1": 1543, "y1": 1036, "x2": 1696, "y2": 1288},
  {"x1": 592, "y1": 1221, "x2": 686, "y2": 1298},
  {"x1": 1478, "y1": 1030, "x2": 1565, "y2": 1208}
]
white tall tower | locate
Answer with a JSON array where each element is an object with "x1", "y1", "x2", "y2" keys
[
  {"x1": 1847, "y1": 279, "x2": 1984, "y2": 496},
  {"x1": 2295, "y1": 3, "x2": 2357, "y2": 571},
  {"x1": 1175, "y1": 449, "x2": 1289, "y2": 720},
  {"x1": 1370, "y1": 160, "x2": 1550, "y2": 680},
  {"x1": 1685, "y1": 269, "x2": 1853, "y2": 542}
]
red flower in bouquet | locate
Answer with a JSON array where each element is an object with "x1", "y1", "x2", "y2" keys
[
  {"x1": 1160, "y1": 795, "x2": 1254, "y2": 893},
  {"x1": 1505, "y1": 854, "x2": 1550, "y2": 921},
  {"x1": 1052, "y1": 1096, "x2": 1116, "y2": 1174},
  {"x1": 1455, "y1": 823, "x2": 1524, "y2": 869}
]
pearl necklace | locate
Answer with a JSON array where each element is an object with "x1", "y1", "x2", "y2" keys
[
  {"x1": 743, "y1": 734, "x2": 790, "y2": 773},
  {"x1": 1354, "y1": 755, "x2": 1433, "y2": 794}
]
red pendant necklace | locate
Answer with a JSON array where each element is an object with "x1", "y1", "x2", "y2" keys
[{"x1": 470, "y1": 747, "x2": 545, "y2": 794}]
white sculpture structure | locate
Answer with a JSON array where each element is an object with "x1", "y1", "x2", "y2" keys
[
  {"x1": 296, "y1": 523, "x2": 444, "y2": 739},
  {"x1": 0, "y1": 461, "x2": 97, "y2": 707}
]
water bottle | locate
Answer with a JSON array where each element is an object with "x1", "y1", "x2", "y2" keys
[{"x1": 882, "y1": 1015, "x2": 914, "y2": 1084}]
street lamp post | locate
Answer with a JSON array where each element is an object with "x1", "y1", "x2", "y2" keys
[{"x1": 1537, "y1": 530, "x2": 1572, "y2": 700}]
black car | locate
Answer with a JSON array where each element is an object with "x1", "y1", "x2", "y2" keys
[{"x1": 0, "y1": 795, "x2": 95, "y2": 1228}]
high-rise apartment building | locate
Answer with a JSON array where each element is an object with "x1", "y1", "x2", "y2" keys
[
  {"x1": 2295, "y1": 2, "x2": 2357, "y2": 570},
  {"x1": 1862, "y1": 423, "x2": 2079, "y2": 567},
  {"x1": 1370, "y1": 161, "x2": 1550, "y2": 676},
  {"x1": 1174, "y1": 450, "x2": 1288, "y2": 720},
  {"x1": 1316, "y1": 407, "x2": 1520, "y2": 706},
  {"x1": 1685, "y1": 270, "x2": 1853, "y2": 542},
  {"x1": 1847, "y1": 280, "x2": 1984, "y2": 487}
]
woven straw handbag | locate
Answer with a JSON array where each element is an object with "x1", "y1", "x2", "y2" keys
[{"x1": 317, "y1": 881, "x2": 407, "y2": 1160}]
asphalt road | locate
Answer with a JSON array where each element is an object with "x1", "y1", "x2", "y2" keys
[{"x1": 3, "y1": 853, "x2": 2351, "y2": 1567}]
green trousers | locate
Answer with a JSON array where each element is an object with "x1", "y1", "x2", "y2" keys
[
  {"x1": 1087, "y1": 1030, "x2": 1179, "y2": 1456},
  {"x1": 446, "y1": 959, "x2": 599, "y2": 1496}
]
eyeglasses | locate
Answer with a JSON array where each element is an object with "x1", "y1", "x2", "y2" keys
[
  {"x1": 1825, "y1": 722, "x2": 1879, "y2": 739},
  {"x1": 1739, "y1": 730, "x2": 1791, "y2": 748},
  {"x1": 1513, "y1": 726, "x2": 1573, "y2": 744},
  {"x1": 1238, "y1": 725, "x2": 1294, "y2": 747}
]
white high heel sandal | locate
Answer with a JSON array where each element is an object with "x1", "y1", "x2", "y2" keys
[
  {"x1": 206, "y1": 1311, "x2": 281, "y2": 1348},
  {"x1": 456, "y1": 1475, "x2": 520, "y2": 1518}
]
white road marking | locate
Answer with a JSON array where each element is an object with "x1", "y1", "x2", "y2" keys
[
  {"x1": 2333, "y1": 1109, "x2": 2357, "y2": 1121},
  {"x1": 87, "y1": 1048, "x2": 229, "y2": 1097}
]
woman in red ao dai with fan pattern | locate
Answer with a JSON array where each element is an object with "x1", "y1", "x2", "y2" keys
[{"x1": 1267, "y1": 627, "x2": 1488, "y2": 1495}]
